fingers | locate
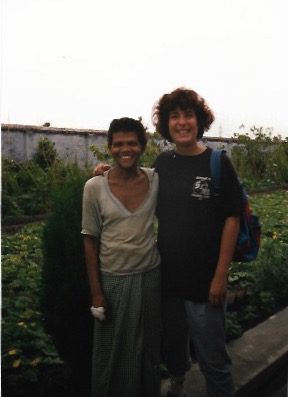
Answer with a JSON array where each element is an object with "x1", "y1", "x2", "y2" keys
[
  {"x1": 93, "y1": 164, "x2": 111, "y2": 176},
  {"x1": 209, "y1": 293, "x2": 225, "y2": 306}
]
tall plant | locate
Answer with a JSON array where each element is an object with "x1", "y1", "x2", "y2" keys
[
  {"x1": 33, "y1": 137, "x2": 59, "y2": 170},
  {"x1": 41, "y1": 167, "x2": 93, "y2": 397}
]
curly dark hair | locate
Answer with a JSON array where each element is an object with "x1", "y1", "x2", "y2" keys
[
  {"x1": 107, "y1": 117, "x2": 147, "y2": 149},
  {"x1": 152, "y1": 87, "x2": 215, "y2": 142}
]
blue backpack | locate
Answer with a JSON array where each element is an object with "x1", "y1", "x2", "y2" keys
[{"x1": 210, "y1": 150, "x2": 261, "y2": 262}]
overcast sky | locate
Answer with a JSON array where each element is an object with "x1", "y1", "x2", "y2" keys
[{"x1": 1, "y1": 0, "x2": 288, "y2": 137}]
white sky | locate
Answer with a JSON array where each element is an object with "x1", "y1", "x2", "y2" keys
[{"x1": 1, "y1": 0, "x2": 288, "y2": 137}]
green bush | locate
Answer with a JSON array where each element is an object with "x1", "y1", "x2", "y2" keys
[
  {"x1": 1, "y1": 224, "x2": 61, "y2": 383},
  {"x1": 231, "y1": 127, "x2": 288, "y2": 190},
  {"x1": 253, "y1": 239, "x2": 288, "y2": 305},
  {"x1": 2, "y1": 157, "x2": 93, "y2": 219},
  {"x1": 1, "y1": 159, "x2": 48, "y2": 217},
  {"x1": 249, "y1": 190, "x2": 288, "y2": 244},
  {"x1": 226, "y1": 189, "x2": 288, "y2": 339},
  {"x1": 2, "y1": 136, "x2": 95, "y2": 219},
  {"x1": 226, "y1": 238, "x2": 288, "y2": 340},
  {"x1": 41, "y1": 168, "x2": 93, "y2": 396},
  {"x1": 33, "y1": 137, "x2": 59, "y2": 170}
]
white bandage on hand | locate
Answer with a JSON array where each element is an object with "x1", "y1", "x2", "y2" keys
[{"x1": 90, "y1": 306, "x2": 106, "y2": 321}]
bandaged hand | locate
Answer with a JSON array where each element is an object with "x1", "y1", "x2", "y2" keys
[{"x1": 90, "y1": 306, "x2": 106, "y2": 321}]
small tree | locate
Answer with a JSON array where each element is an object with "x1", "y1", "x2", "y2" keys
[
  {"x1": 33, "y1": 137, "x2": 59, "y2": 170},
  {"x1": 41, "y1": 167, "x2": 93, "y2": 397}
]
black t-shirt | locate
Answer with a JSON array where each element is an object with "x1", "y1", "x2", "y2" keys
[{"x1": 154, "y1": 147, "x2": 242, "y2": 302}]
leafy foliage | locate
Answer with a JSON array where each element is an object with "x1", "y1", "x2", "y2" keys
[
  {"x1": 2, "y1": 190, "x2": 287, "y2": 372},
  {"x1": 226, "y1": 190, "x2": 288, "y2": 339},
  {"x1": 250, "y1": 190, "x2": 288, "y2": 243},
  {"x1": 1, "y1": 224, "x2": 61, "y2": 382},
  {"x1": 2, "y1": 159, "x2": 49, "y2": 217},
  {"x1": 2, "y1": 136, "x2": 94, "y2": 219},
  {"x1": 33, "y1": 137, "x2": 59, "y2": 170},
  {"x1": 3, "y1": 128, "x2": 287, "y2": 220},
  {"x1": 40, "y1": 168, "x2": 93, "y2": 396},
  {"x1": 231, "y1": 126, "x2": 288, "y2": 190},
  {"x1": 2, "y1": 128, "x2": 288, "y2": 392},
  {"x1": 2, "y1": 171, "x2": 93, "y2": 396}
]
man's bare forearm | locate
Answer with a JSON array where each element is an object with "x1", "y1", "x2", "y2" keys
[{"x1": 83, "y1": 234, "x2": 106, "y2": 308}]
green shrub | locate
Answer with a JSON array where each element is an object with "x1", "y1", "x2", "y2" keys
[
  {"x1": 253, "y1": 239, "x2": 288, "y2": 305},
  {"x1": 231, "y1": 127, "x2": 288, "y2": 190},
  {"x1": 1, "y1": 157, "x2": 93, "y2": 218},
  {"x1": 41, "y1": 168, "x2": 92, "y2": 396},
  {"x1": 226, "y1": 189, "x2": 288, "y2": 339},
  {"x1": 266, "y1": 141, "x2": 288, "y2": 184},
  {"x1": 33, "y1": 137, "x2": 59, "y2": 170},
  {"x1": 249, "y1": 190, "x2": 288, "y2": 244},
  {"x1": 1, "y1": 159, "x2": 48, "y2": 217},
  {"x1": 1, "y1": 224, "x2": 61, "y2": 383}
]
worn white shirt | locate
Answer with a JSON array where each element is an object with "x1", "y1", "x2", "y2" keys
[{"x1": 81, "y1": 168, "x2": 160, "y2": 274}]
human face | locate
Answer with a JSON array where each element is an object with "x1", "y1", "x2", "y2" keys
[
  {"x1": 168, "y1": 108, "x2": 199, "y2": 148},
  {"x1": 109, "y1": 131, "x2": 143, "y2": 170}
]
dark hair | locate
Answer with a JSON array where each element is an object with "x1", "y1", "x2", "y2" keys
[
  {"x1": 152, "y1": 87, "x2": 215, "y2": 142},
  {"x1": 107, "y1": 117, "x2": 147, "y2": 149}
]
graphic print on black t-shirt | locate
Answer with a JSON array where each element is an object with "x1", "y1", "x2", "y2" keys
[{"x1": 191, "y1": 176, "x2": 211, "y2": 200}]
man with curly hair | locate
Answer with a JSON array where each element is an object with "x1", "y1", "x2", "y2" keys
[{"x1": 153, "y1": 88, "x2": 242, "y2": 397}]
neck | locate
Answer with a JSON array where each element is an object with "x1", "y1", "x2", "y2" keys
[
  {"x1": 174, "y1": 141, "x2": 206, "y2": 156},
  {"x1": 110, "y1": 165, "x2": 140, "y2": 180}
]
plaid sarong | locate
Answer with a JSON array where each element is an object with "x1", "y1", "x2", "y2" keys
[{"x1": 91, "y1": 266, "x2": 161, "y2": 397}]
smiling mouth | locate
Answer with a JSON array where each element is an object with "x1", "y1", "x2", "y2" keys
[
  {"x1": 119, "y1": 155, "x2": 134, "y2": 160},
  {"x1": 177, "y1": 130, "x2": 190, "y2": 135}
]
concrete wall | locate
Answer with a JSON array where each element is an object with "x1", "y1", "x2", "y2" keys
[
  {"x1": 1, "y1": 124, "x2": 107, "y2": 167},
  {"x1": 1, "y1": 124, "x2": 237, "y2": 166}
]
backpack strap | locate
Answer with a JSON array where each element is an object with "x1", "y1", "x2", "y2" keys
[{"x1": 210, "y1": 149, "x2": 223, "y2": 194}]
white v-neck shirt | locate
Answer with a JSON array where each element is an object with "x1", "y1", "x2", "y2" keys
[{"x1": 81, "y1": 168, "x2": 160, "y2": 274}]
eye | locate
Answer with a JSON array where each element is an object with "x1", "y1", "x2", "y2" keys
[
  {"x1": 112, "y1": 141, "x2": 122, "y2": 148},
  {"x1": 185, "y1": 110, "x2": 195, "y2": 118},
  {"x1": 169, "y1": 112, "x2": 179, "y2": 120},
  {"x1": 128, "y1": 141, "x2": 138, "y2": 147}
]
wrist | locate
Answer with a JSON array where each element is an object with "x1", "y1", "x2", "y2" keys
[{"x1": 214, "y1": 266, "x2": 229, "y2": 278}]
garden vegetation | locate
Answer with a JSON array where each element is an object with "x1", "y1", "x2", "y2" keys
[{"x1": 2, "y1": 128, "x2": 288, "y2": 396}]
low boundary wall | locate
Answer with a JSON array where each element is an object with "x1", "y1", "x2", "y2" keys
[{"x1": 1, "y1": 124, "x2": 237, "y2": 166}]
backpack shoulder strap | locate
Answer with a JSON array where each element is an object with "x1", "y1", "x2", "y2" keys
[{"x1": 210, "y1": 149, "x2": 223, "y2": 190}]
